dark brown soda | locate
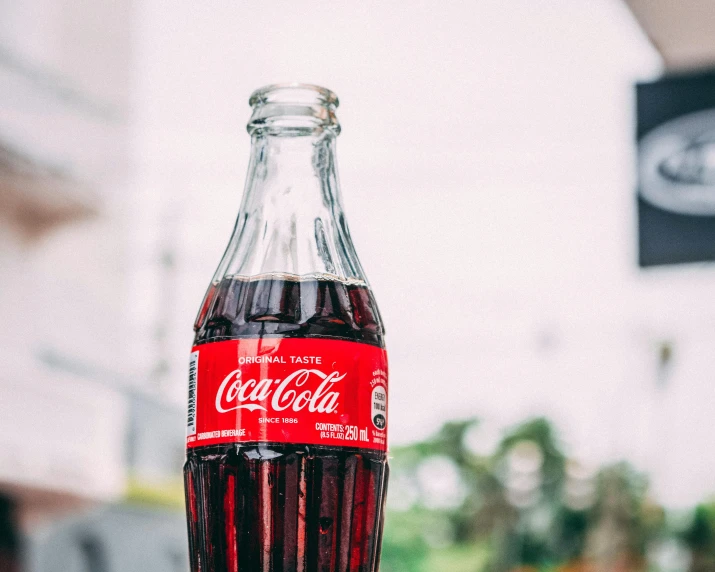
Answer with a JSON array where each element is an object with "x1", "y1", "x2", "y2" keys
[{"x1": 184, "y1": 275, "x2": 389, "y2": 572}]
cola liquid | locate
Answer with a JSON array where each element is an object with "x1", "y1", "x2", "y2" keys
[
  {"x1": 185, "y1": 84, "x2": 389, "y2": 572},
  {"x1": 192, "y1": 275, "x2": 383, "y2": 346},
  {"x1": 185, "y1": 276, "x2": 388, "y2": 572}
]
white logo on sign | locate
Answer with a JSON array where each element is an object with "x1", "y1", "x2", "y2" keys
[{"x1": 639, "y1": 108, "x2": 715, "y2": 216}]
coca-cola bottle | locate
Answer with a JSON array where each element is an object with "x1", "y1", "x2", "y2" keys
[{"x1": 184, "y1": 84, "x2": 389, "y2": 572}]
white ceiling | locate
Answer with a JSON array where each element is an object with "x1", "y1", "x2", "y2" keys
[{"x1": 625, "y1": 0, "x2": 715, "y2": 70}]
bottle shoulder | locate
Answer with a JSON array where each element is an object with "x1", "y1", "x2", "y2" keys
[{"x1": 193, "y1": 275, "x2": 385, "y2": 348}]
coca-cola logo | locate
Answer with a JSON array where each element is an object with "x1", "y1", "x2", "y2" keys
[{"x1": 215, "y1": 368, "x2": 345, "y2": 414}]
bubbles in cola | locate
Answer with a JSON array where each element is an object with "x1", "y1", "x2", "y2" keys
[{"x1": 184, "y1": 85, "x2": 389, "y2": 572}]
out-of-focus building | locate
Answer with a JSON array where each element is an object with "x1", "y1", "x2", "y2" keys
[
  {"x1": 1, "y1": 0, "x2": 130, "y2": 514},
  {"x1": 0, "y1": 1, "x2": 186, "y2": 569}
]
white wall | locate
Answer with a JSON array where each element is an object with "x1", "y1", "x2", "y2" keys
[{"x1": 131, "y1": 0, "x2": 713, "y2": 507}]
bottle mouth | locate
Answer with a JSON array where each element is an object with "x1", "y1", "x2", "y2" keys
[
  {"x1": 247, "y1": 83, "x2": 340, "y2": 136},
  {"x1": 249, "y1": 83, "x2": 339, "y2": 108}
]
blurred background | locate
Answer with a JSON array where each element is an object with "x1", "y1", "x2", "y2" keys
[{"x1": 1, "y1": 1, "x2": 714, "y2": 570}]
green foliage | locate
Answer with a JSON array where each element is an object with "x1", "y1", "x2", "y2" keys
[
  {"x1": 680, "y1": 502, "x2": 715, "y2": 572},
  {"x1": 379, "y1": 510, "x2": 431, "y2": 572},
  {"x1": 422, "y1": 543, "x2": 490, "y2": 572},
  {"x1": 381, "y1": 416, "x2": 712, "y2": 572}
]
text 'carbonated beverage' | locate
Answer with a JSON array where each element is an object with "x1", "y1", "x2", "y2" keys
[{"x1": 184, "y1": 84, "x2": 389, "y2": 572}]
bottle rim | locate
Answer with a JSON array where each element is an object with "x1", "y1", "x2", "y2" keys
[
  {"x1": 249, "y1": 83, "x2": 339, "y2": 109},
  {"x1": 247, "y1": 84, "x2": 340, "y2": 135}
]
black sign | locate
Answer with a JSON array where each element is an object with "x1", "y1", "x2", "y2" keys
[{"x1": 637, "y1": 70, "x2": 715, "y2": 267}]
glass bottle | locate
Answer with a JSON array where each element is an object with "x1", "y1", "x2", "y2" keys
[{"x1": 184, "y1": 84, "x2": 389, "y2": 572}]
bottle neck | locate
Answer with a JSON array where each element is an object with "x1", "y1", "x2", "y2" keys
[
  {"x1": 214, "y1": 130, "x2": 367, "y2": 282},
  {"x1": 246, "y1": 131, "x2": 340, "y2": 217}
]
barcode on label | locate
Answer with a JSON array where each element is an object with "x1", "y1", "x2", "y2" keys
[{"x1": 187, "y1": 350, "x2": 199, "y2": 436}]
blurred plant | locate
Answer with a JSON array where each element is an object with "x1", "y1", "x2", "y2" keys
[
  {"x1": 381, "y1": 416, "x2": 713, "y2": 572},
  {"x1": 678, "y1": 502, "x2": 715, "y2": 572},
  {"x1": 583, "y1": 463, "x2": 648, "y2": 572}
]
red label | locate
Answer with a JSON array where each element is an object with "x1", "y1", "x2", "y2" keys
[{"x1": 186, "y1": 338, "x2": 388, "y2": 451}]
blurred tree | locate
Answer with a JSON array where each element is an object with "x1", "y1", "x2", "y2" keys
[
  {"x1": 379, "y1": 516, "x2": 429, "y2": 572},
  {"x1": 554, "y1": 508, "x2": 589, "y2": 562},
  {"x1": 488, "y1": 417, "x2": 566, "y2": 571},
  {"x1": 583, "y1": 463, "x2": 647, "y2": 572},
  {"x1": 495, "y1": 418, "x2": 567, "y2": 503},
  {"x1": 381, "y1": 416, "x2": 712, "y2": 572},
  {"x1": 681, "y1": 503, "x2": 715, "y2": 572}
]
